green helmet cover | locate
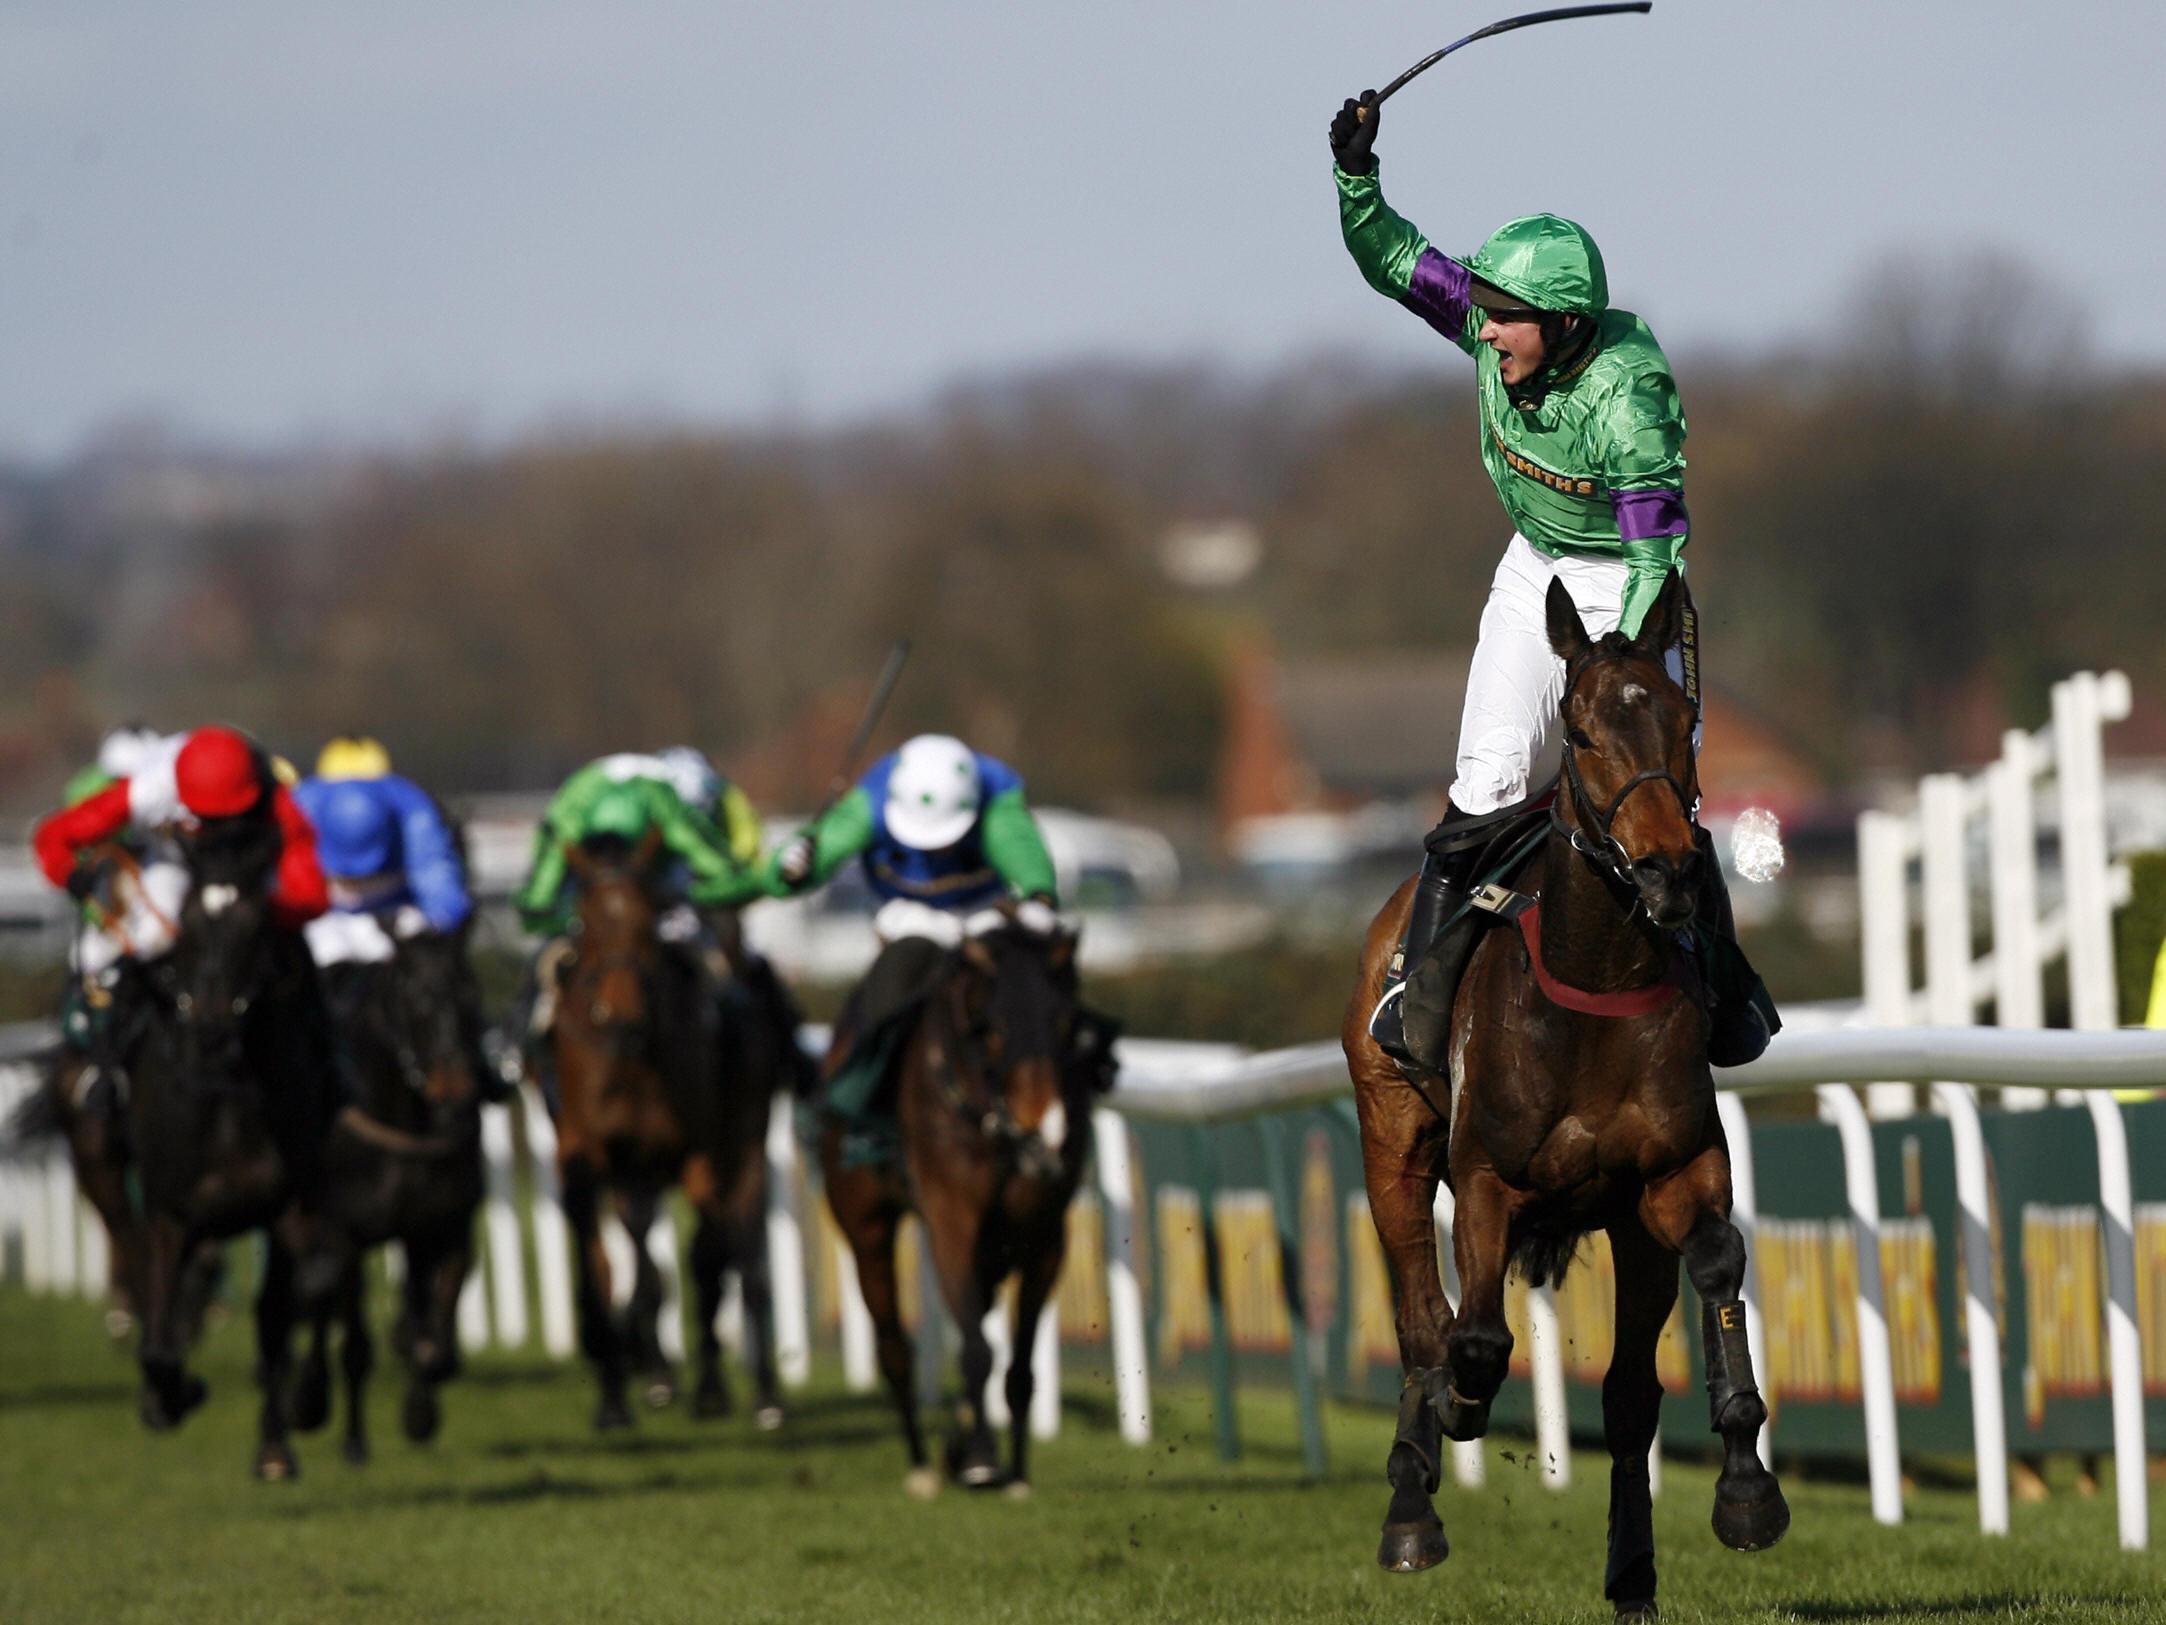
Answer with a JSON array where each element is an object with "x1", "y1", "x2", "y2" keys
[
  {"x1": 584, "y1": 781, "x2": 654, "y2": 843},
  {"x1": 1466, "y1": 214, "x2": 1608, "y2": 317}
]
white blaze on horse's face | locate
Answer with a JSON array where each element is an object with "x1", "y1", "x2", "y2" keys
[{"x1": 200, "y1": 883, "x2": 239, "y2": 917}]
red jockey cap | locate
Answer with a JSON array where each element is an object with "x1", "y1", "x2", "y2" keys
[{"x1": 175, "y1": 726, "x2": 264, "y2": 819}]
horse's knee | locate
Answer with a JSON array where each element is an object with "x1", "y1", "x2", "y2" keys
[
  {"x1": 1448, "y1": 1323, "x2": 1511, "y2": 1400},
  {"x1": 1680, "y1": 1215, "x2": 1746, "y2": 1302}
]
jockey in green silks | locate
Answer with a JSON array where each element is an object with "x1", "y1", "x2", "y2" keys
[
  {"x1": 1328, "y1": 91, "x2": 1774, "y2": 1070},
  {"x1": 514, "y1": 748, "x2": 813, "y2": 1105}
]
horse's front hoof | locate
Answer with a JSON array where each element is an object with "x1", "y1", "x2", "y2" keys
[
  {"x1": 140, "y1": 1373, "x2": 208, "y2": 1432},
  {"x1": 342, "y1": 1435, "x2": 371, "y2": 1467},
  {"x1": 595, "y1": 1394, "x2": 635, "y2": 1432},
  {"x1": 1711, "y1": 1467, "x2": 1790, "y2": 1552},
  {"x1": 402, "y1": 1382, "x2": 442, "y2": 1444},
  {"x1": 1003, "y1": 1478, "x2": 1033, "y2": 1502},
  {"x1": 253, "y1": 1442, "x2": 300, "y2": 1482},
  {"x1": 753, "y1": 1403, "x2": 785, "y2": 1432},
  {"x1": 105, "y1": 1308, "x2": 135, "y2": 1341},
  {"x1": 643, "y1": 1375, "x2": 677, "y2": 1410},
  {"x1": 1435, "y1": 1388, "x2": 1490, "y2": 1444},
  {"x1": 903, "y1": 1466, "x2": 942, "y2": 1501},
  {"x1": 1615, "y1": 1600, "x2": 1659, "y2": 1621},
  {"x1": 1376, "y1": 1513, "x2": 1450, "y2": 1573}
]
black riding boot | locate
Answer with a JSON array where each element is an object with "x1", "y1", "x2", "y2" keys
[
  {"x1": 1368, "y1": 827, "x2": 1481, "y2": 1068},
  {"x1": 1694, "y1": 831, "x2": 1781, "y2": 1067}
]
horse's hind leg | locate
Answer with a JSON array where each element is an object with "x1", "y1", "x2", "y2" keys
[
  {"x1": 1643, "y1": 1156, "x2": 1789, "y2": 1553},
  {"x1": 253, "y1": 1235, "x2": 301, "y2": 1481},
  {"x1": 397, "y1": 1230, "x2": 464, "y2": 1444},
  {"x1": 617, "y1": 1187, "x2": 677, "y2": 1408},
  {"x1": 336, "y1": 1262, "x2": 374, "y2": 1465},
  {"x1": 1352, "y1": 1070, "x2": 1456, "y2": 1572},
  {"x1": 1603, "y1": 1219, "x2": 1681, "y2": 1619}
]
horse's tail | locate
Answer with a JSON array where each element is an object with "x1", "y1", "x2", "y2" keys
[
  {"x1": 2, "y1": 1065, "x2": 70, "y2": 1157},
  {"x1": 1510, "y1": 1218, "x2": 1586, "y2": 1290}
]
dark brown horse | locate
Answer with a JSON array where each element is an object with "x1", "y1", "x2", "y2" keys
[
  {"x1": 549, "y1": 830, "x2": 784, "y2": 1431},
  {"x1": 290, "y1": 927, "x2": 489, "y2": 1462},
  {"x1": 822, "y1": 914, "x2": 1097, "y2": 1499},
  {"x1": 1344, "y1": 573, "x2": 1786, "y2": 1619},
  {"x1": 121, "y1": 814, "x2": 340, "y2": 1479}
]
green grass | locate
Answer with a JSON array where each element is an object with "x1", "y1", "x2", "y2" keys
[{"x1": 2, "y1": 1289, "x2": 2159, "y2": 1624}]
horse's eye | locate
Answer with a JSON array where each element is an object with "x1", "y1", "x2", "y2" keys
[{"x1": 1568, "y1": 729, "x2": 1595, "y2": 751}]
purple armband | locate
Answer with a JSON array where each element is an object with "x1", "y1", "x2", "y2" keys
[
  {"x1": 1403, "y1": 249, "x2": 1472, "y2": 340},
  {"x1": 1613, "y1": 487, "x2": 1689, "y2": 541}
]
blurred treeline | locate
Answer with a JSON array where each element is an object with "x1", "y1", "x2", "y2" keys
[{"x1": 3, "y1": 258, "x2": 2162, "y2": 813}]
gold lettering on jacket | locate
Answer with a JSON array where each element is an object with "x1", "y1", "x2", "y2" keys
[{"x1": 1493, "y1": 430, "x2": 1604, "y2": 500}]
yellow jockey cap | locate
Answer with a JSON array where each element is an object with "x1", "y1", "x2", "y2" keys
[{"x1": 316, "y1": 735, "x2": 392, "y2": 781}]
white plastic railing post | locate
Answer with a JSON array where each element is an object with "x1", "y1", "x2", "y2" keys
[
  {"x1": 1930, "y1": 1082, "x2": 2008, "y2": 1535},
  {"x1": 1921, "y1": 774, "x2": 1975, "y2": 1031},
  {"x1": 1815, "y1": 1083, "x2": 1904, "y2": 1525},
  {"x1": 1431, "y1": 1183, "x2": 1484, "y2": 1488},
  {"x1": 42, "y1": 1145, "x2": 78, "y2": 1294},
  {"x1": 1091, "y1": 1108, "x2": 1153, "y2": 1445},
  {"x1": 982, "y1": 1299, "x2": 1014, "y2": 1428},
  {"x1": 77, "y1": 1198, "x2": 109, "y2": 1300},
  {"x1": 1714, "y1": 1092, "x2": 1772, "y2": 1467},
  {"x1": 647, "y1": 1205, "x2": 687, "y2": 1364},
  {"x1": 2055, "y1": 677, "x2": 2117, "y2": 1031},
  {"x1": 1858, "y1": 811, "x2": 1917, "y2": 1120},
  {"x1": 764, "y1": 1092, "x2": 811, "y2": 1387},
  {"x1": 1029, "y1": 1293, "x2": 1060, "y2": 1440},
  {"x1": 1989, "y1": 734, "x2": 2049, "y2": 1110},
  {"x1": 480, "y1": 1104, "x2": 529, "y2": 1348},
  {"x1": 1527, "y1": 1283, "x2": 1570, "y2": 1490},
  {"x1": 518, "y1": 1088, "x2": 578, "y2": 1358},
  {"x1": 457, "y1": 1253, "x2": 491, "y2": 1350},
  {"x1": 835, "y1": 1237, "x2": 878, "y2": 1392},
  {"x1": 2085, "y1": 1094, "x2": 2149, "y2": 1551}
]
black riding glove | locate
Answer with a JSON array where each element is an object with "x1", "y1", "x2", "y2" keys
[
  {"x1": 65, "y1": 864, "x2": 99, "y2": 903},
  {"x1": 1330, "y1": 92, "x2": 1380, "y2": 176}
]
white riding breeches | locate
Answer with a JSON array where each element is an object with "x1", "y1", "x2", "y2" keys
[{"x1": 1449, "y1": 533, "x2": 1693, "y2": 817}]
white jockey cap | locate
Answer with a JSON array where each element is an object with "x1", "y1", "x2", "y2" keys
[
  {"x1": 883, "y1": 734, "x2": 982, "y2": 851},
  {"x1": 656, "y1": 746, "x2": 721, "y2": 808},
  {"x1": 98, "y1": 725, "x2": 166, "y2": 781}
]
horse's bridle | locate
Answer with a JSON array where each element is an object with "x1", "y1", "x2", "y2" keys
[
  {"x1": 1551, "y1": 651, "x2": 1697, "y2": 895},
  {"x1": 931, "y1": 949, "x2": 1072, "y2": 1180}
]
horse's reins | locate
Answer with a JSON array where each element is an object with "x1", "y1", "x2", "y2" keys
[{"x1": 1550, "y1": 650, "x2": 1697, "y2": 906}]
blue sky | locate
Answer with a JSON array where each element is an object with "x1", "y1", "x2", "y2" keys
[{"x1": 4, "y1": 0, "x2": 2162, "y2": 459}]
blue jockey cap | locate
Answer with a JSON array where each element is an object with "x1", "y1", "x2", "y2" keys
[{"x1": 314, "y1": 779, "x2": 401, "y2": 878}]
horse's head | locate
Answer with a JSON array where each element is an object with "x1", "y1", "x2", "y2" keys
[
  {"x1": 1546, "y1": 571, "x2": 1702, "y2": 930},
  {"x1": 563, "y1": 826, "x2": 665, "y2": 1039},
  {"x1": 373, "y1": 927, "x2": 482, "y2": 1111},
  {"x1": 950, "y1": 910, "x2": 1083, "y2": 1182},
  {"x1": 164, "y1": 810, "x2": 283, "y2": 1049}
]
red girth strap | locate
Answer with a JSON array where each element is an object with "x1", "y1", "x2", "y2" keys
[{"x1": 1513, "y1": 901, "x2": 1684, "y2": 1018}]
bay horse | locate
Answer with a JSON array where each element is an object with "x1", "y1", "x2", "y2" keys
[
  {"x1": 550, "y1": 829, "x2": 785, "y2": 1431},
  {"x1": 121, "y1": 813, "x2": 340, "y2": 1480},
  {"x1": 1343, "y1": 572, "x2": 1786, "y2": 1619},
  {"x1": 822, "y1": 911, "x2": 1101, "y2": 1498},
  {"x1": 290, "y1": 926, "x2": 488, "y2": 1462}
]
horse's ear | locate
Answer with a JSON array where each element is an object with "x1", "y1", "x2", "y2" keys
[
  {"x1": 960, "y1": 935, "x2": 997, "y2": 976},
  {"x1": 632, "y1": 823, "x2": 664, "y2": 872},
  {"x1": 563, "y1": 841, "x2": 592, "y2": 881},
  {"x1": 1629, "y1": 569, "x2": 1685, "y2": 658},
  {"x1": 1047, "y1": 928, "x2": 1078, "y2": 974},
  {"x1": 1545, "y1": 577, "x2": 1589, "y2": 662}
]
